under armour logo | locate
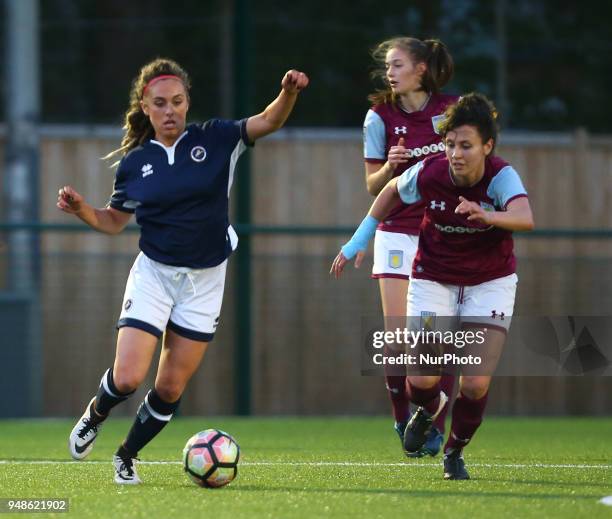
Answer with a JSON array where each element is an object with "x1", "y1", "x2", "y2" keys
[
  {"x1": 491, "y1": 310, "x2": 505, "y2": 320},
  {"x1": 430, "y1": 200, "x2": 446, "y2": 210},
  {"x1": 141, "y1": 163, "x2": 153, "y2": 178},
  {"x1": 394, "y1": 126, "x2": 407, "y2": 134}
]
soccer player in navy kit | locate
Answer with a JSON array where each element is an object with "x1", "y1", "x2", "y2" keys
[
  {"x1": 333, "y1": 93, "x2": 534, "y2": 479},
  {"x1": 363, "y1": 36, "x2": 457, "y2": 456},
  {"x1": 57, "y1": 58, "x2": 308, "y2": 484}
]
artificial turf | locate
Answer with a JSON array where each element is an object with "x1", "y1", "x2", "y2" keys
[{"x1": 0, "y1": 417, "x2": 610, "y2": 518}]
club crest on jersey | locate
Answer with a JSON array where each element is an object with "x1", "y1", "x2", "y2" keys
[
  {"x1": 420, "y1": 311, "x2": 436, "y2": 331},
  {"x1": 394, "y1": 126, "x2": 407, "y2": 135},
  {"x1": 190, "y1": 146, "x2": 207, "y2": 162},
  {"x1": 479, "y1": 201, "x2": 495, "y2": 212},
  {"x1": 388, "y1": 250, "x2": 403, "y2": 269},
  {"x1": 431, "y1": 114, "x2": 447, "y2": 135}
]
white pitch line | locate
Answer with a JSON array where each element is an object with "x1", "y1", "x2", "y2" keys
[{"x1": 0, "y1": 460, "x2": 610, "y2": 469}]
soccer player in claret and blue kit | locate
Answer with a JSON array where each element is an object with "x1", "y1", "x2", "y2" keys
[
  {"x1": 57, "y1": 58, "x2": 308, "y2": 484},
  {"x1": 363, "y1": 36, "x2": 458, "y2": 457},
  {"x1": 332, "y1": 93, "x2": 534, "y2": 480}
]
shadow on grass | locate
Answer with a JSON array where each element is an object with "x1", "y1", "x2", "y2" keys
[
  {"x1": 228, "y1": 485, "x2": 598, "y2": 501},
  {"x1": 479, "y1": 476, "x2": 611, "y2": 489}
]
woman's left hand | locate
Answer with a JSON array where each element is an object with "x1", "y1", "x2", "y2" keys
[
  {"x1": 281, "y1": 70, "x2": 309, "y2": 94},
  {"x1": 454, "y1": 196, "x2": 494, "y2": 225}
]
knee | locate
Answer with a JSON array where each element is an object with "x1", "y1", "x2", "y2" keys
[
  {"x1": 154, "y1": 380, "x2": 184, "y2": 403},
  {"x1": 112, "y1": 369, "x2": 144, "y2": 394},
  {"x1": 460, "y1": 377, "x2": 489, "y2": 400},
  {"x1": 408, "y1": 375, "x2": 439, "y2": 390}
]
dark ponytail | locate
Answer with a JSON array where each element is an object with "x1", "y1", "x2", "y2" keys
[{"x1": 422, "y1": 39, "x2": 454, "y2": 94}]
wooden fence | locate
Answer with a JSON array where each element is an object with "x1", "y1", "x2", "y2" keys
[{"x1": 1, "y1": 126, "x2": 612, "y2": 416}]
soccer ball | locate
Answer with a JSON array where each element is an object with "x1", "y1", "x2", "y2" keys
[{"x1": 182, "y1": 429, "x2": 240, "y2": 488}]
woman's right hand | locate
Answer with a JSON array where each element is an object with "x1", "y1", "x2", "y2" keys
[
  {"x1": 387, "y1": 137, "x2": 408, "y2": 170},
  {"x1": 57, "y1": 185, "x2": 84, "y2": 214},
  {"x1": 329, "y1": 250, "x2": 365, "y2": 279}
]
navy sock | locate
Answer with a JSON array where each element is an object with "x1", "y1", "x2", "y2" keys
[
  {"x1": 121, "y1": 390, "x2": 181, "y2": 458},
  {"x1": 94, "y1": 368, "x2": 135, "y2": 419}
]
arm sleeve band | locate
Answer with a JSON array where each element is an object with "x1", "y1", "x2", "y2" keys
[{"x1": 340, "y1": 215, "x2": 379, "y2": 260}]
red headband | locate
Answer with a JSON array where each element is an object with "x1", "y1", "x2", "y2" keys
[{"x1": 142, "y1": 74, "x2": 183, "y2": 95}]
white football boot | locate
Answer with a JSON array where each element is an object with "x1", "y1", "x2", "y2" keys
[
  {"x1": 113, "y1": 454, "x2": 142, "y2": 485},
  {"x1": 68, "y1": 397, "x2": 102, "y2": 460}
]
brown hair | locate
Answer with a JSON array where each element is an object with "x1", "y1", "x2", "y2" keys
[
  {"x1": 106, "y1": 58, "x2": 191, "y2": 162},
  {"x1": 368, "y1": 37, "x2": 454, "y2": 106},
  {"x1": 439, "y1": 92, "x2": 499, "y2": 152}
]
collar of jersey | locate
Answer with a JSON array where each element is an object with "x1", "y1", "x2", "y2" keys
[
  {"x1": 448, "y1": 162, "x2": 487, "y2": 189},
  {"x1": 150, "y1": 130, "x2": 189, "y2": 165},
  {"x1": 398, "y1": 93, "x2": 432, "y2": 115}
]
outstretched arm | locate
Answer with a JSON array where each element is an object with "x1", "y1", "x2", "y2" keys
[
  {"x1": 245, "y1": 70, "x2": 309, "y2": 142},
  {"x1": 368, "y1": 178, "x2": 402, "y2": 220},
  {"x1": 330, "y1": 178, "x2": 401, "y2": 278},
  {"x1": 57, "y1": 185, "x2": 132, "y2": 235}
]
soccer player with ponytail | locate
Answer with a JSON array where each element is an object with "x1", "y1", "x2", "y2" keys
[
  {"x1": 363, "y1": 36, "x2": 458, "y2": 456},
  {"x1": 58, "y1": 58, "x2": 308, "y2": 484}
]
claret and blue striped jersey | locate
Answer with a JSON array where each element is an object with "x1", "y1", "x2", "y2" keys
[{"x1": 109, "y1": 119, "x2": 252, "y2": 268}]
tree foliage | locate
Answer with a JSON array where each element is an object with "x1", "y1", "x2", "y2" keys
[{"x1": 3, "y1": 0, "x2": 608, "y2": 131}]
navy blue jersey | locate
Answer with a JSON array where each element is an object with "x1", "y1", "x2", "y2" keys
[{"x1": 109, "y1": 119, "x2": 252, "y2": 268}]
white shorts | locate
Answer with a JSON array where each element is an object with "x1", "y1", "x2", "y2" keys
[
  {"x1": 407, "y1": 273, "x2": 518, "y2": 332},
  {"x1": 118, "y1": 252, "x2": 227, "y2": 342},
  {"x1": 372, "y1": 230, "x2": 418, "y2": 279}
]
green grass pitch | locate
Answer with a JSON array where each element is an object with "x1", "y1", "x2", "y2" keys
[{"x1": 0, "y1": 417, "x2": 611, "y2": 518}]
